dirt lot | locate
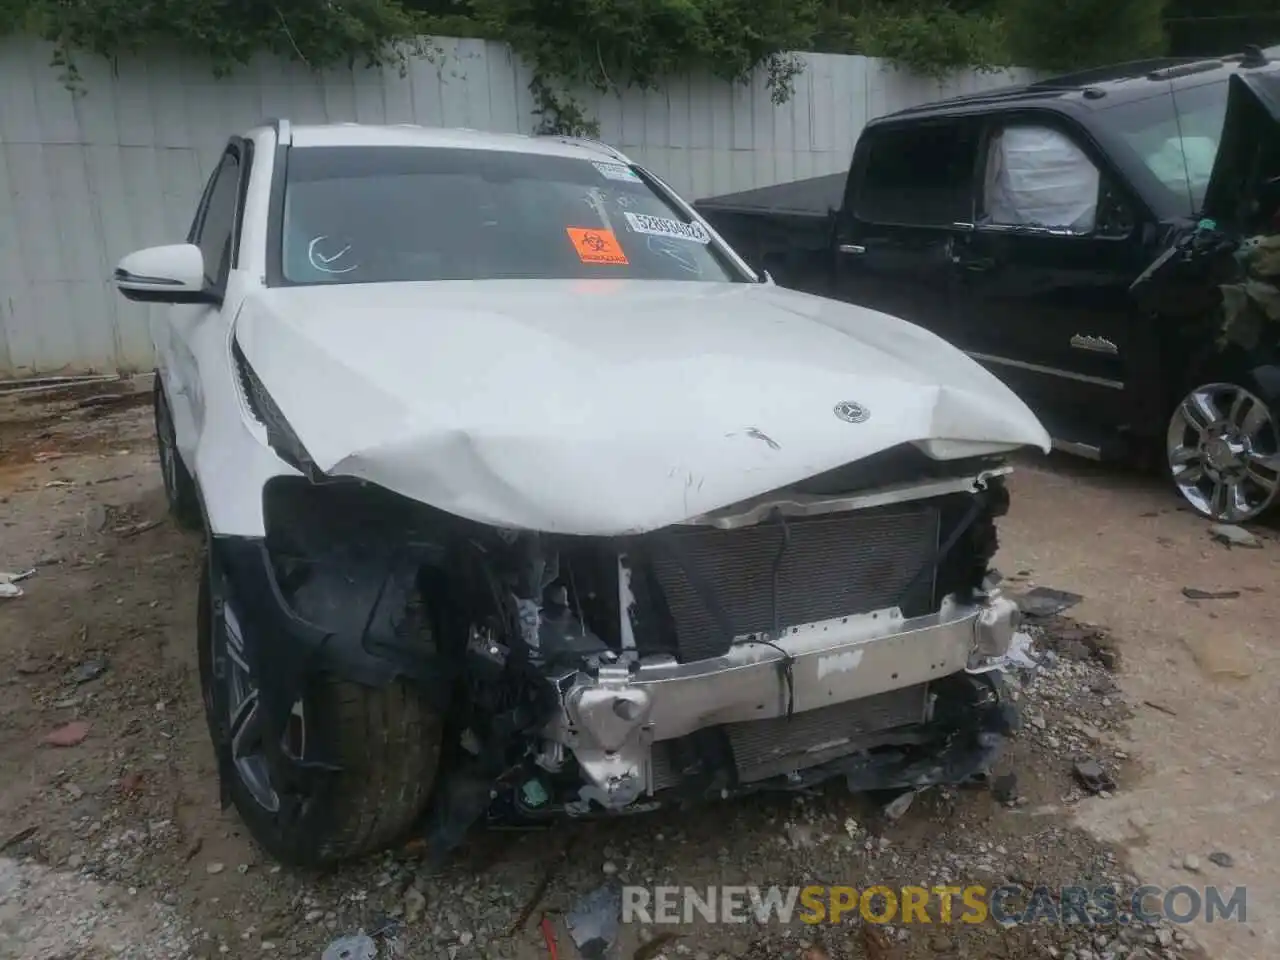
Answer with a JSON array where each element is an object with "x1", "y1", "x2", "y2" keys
[{"x1": 0, "y1": 379, "x2": 1273, "y2": 960}]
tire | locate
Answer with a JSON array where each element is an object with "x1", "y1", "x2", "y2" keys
[
  {"x1": 153, "y1": 377, "x2": 203, "y2": 531},
  {"x1": 1165, "y1": 378, "x2": 1280, "y2": 522},
  {"x1": 198, "y1": 557, "x2": 443, "y2": 867}
]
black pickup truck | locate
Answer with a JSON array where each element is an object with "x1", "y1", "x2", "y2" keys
[{"x1": 696, "y1": 50, "x2": 1280, "y2": 523}]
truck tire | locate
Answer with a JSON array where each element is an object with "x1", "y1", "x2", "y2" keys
[
  {"x1": 198, "y1": 560, "x2": 443, "y2": 866},
  {"x1": 1166, "y1": 377, "x2": 1280, "y2": 522},
  {"x1": 153, "y1": 377, "x2": 203, "y2": 531}
]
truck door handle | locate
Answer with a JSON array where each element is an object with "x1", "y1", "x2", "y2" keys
[{"x1": 838, "y1": 243, "x2": 866, "y2": 256}]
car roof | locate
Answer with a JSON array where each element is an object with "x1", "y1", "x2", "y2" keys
[
  {"x1": 870, "y1": 45, "x2": 1280, "y2": 128},
  {"x1": 260, "y1": 121, "x2": 634, "y2": 164}
]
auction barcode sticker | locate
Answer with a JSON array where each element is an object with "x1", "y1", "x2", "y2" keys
[
  {"x1": 623, "y1": 212, "x2": 711, "y2": 244},
  {"x1": 592, "y1": 161, "x2": 641, "y2": 182}
]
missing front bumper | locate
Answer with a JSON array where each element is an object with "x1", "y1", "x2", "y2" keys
[{"x1": 546, "y1": 593, "x2": 1021, "y2": 809}]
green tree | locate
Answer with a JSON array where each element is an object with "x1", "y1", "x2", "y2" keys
[
  {"x1": 1163, "y1": 0, "x2": 1280, "y2": 56},
  {"x1": 823, "y1": 1, "x2": 1007, "y2": 77},
  {"x1": 4, "y1": 0, "x2": 1234, "y2": 113},
  {"x1": 6, "y1": 0, "x2": 430, "y2": 76},
  {"x1": 1001, "y1": 0, "x2": 1168, "y2": 72}
]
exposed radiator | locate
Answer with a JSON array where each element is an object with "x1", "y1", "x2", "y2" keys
[
  {"x1": 645, "y1": 503, "x2": 941, "y2": 662},
  {"x1": 648, "y1": 683, "x2": 931, "y2": 791}
]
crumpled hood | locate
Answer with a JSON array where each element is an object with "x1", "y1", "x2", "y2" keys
[
  {"x1": 1202, "y1": 70, "x2": 1280, "y2": 228},
  {"x1": 233, "y1": 279, "x2": 1049, "y2": 534}
]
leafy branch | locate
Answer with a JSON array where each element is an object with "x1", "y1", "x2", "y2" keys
[{"x1": 0, "y1": 0, "x2": 1180, "y2": 131}]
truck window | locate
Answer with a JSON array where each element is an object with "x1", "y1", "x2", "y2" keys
[
  {"x1": 980, "y1": 123, "x2": 1136, "y2": 238},
  {"x1": 982, "y1": 124, "x2": 1101, "y2": 232},
  {"x1": 1094, "y1": 80, "x2": 1230, "y2": 216},
  {"x1": 854, "y1": 122, "x2": 979, "y2": 227}
]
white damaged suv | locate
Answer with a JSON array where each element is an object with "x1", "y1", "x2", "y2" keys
[{"x1": 114, "y1": 121, "x2": 1049, "y2": 866}]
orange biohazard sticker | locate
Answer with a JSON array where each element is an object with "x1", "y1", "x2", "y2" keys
[{"x1": 566, "y1": 227, "x2": 629, "y2": 265}]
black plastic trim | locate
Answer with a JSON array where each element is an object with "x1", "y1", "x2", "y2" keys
[{"x1": 208, "y1": 534, "x2": 452, "y2": 737}]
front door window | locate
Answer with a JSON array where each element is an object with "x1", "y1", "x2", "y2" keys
[
  {"x1": 980, "y1": 123, "x2": 1135, "y2": 239},
  {"x1": 982, "y1": 124, "x2": 1100, "y2": 233}
]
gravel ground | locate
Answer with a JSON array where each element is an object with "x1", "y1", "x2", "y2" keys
[{"x1": 0, "y1": 381, "x2": 1218, "y2": 959}]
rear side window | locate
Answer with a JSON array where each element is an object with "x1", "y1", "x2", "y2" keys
[{"x1": 854, "y1": 121, "x2": 980, "y2": 227}]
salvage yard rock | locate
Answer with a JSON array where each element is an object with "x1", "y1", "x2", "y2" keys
[
  {"x1": 1073, "y1": 759, "x2": 1118, "y2": 795},
  {"x1": 40, "y1": 720, "x2": 90, "y2": 747}
]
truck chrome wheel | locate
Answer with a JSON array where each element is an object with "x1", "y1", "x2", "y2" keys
[
  {"x1": 217, "y1": 600, "x2": 306, "y2": 814},
  {"x1": 1167, "y1": 382, "x2": 1280, "y2": 522}
]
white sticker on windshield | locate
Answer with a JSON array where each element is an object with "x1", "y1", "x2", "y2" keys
[
  {"x1": 623, "y1": 212, "x2": 711, "y2": 244},
  {"x1": 592, "y1": 161, "x2": 641, "y2": 183}
]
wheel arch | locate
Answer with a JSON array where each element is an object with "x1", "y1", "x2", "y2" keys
[{"x1": 1179, "y1": 338, "x2": 1280, "y2": 404}]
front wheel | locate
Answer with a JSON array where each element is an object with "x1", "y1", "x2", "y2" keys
[
  {"x1": 1166, "y1": 380, "x2": 1280, "y2": 522},
  {"x1": 198, "y1": 559, "x2": 443, "y2": 866},
  {"x1": 153, "y1": 377, "x2": 202, "y2": 531}
]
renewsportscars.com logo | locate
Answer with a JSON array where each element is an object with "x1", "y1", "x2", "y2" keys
[{"x1": 622, "y1": 884, "x2": 1247, "y2": 926}]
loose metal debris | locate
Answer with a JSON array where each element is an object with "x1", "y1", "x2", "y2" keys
[
  {"x1": 1209, "y1": 523, "x2": 1263, "y2": 549},
  {"x1": 321, "y1": 934, "x2": 377, "y2": 960},
  {"x1": 1016, "y1": 587, "x2": 1084, "y2": 618},
  {"x1": 1004, "y1": 631, "x2": 1040, "y2": 670},
  {"x1": 1181, "y1": 586, "x2": 1241, "y2": 600},
  {"x1": 68, "y1": 659, "x2": 109, "y2": 685},
  {"x1": 565, "y1": 882, "x2": 623, "y2": 960},
  {"x1": 0, "y1": 569, "x2": 36, "y2": 599},
  {"x1": 882, "y1": 789, "x2": 920, "y2": 822}
]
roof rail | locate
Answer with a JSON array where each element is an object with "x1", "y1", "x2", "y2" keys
[
  {"x1": 537, "y1": 133, "x2": 628, "y2": 162},
  {"x1": 1147, "y1": 60, "x2": 1224, "y2": 81},
  {"x1": 1028, "y1": 57, "x2": 1195, "y2": 89},
  {"x1": 265, "y1": 117, "x2": 292, "y2": 144},
  {"x1": 888, "y1": 85, "x2": 1052, "y2": 116}
]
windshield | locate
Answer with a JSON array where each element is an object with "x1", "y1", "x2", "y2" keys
[
  {"x1": 1096, "y1": 79, "x2": 1230, "y2": 216},
  {"x1": 275, "y1": 146, "x2": 744, "y2": 285}
]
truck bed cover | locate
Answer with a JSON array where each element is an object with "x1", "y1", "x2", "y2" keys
[{"x1": 694, "y1": 173, "x2": 845, "y2": 218}]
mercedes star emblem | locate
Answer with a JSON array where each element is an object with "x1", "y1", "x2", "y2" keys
[{"x1": 833, "y1": 401, "x2": 870, "y2": 424}]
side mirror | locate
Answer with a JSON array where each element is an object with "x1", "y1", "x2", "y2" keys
[{"x1": 113, "y1": 244, "x2": 215, "y2": 304}]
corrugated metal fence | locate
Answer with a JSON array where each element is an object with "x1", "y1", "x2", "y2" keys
[{"x1": 0, "y1": 36, "x2": 1030, "y2": 377}]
